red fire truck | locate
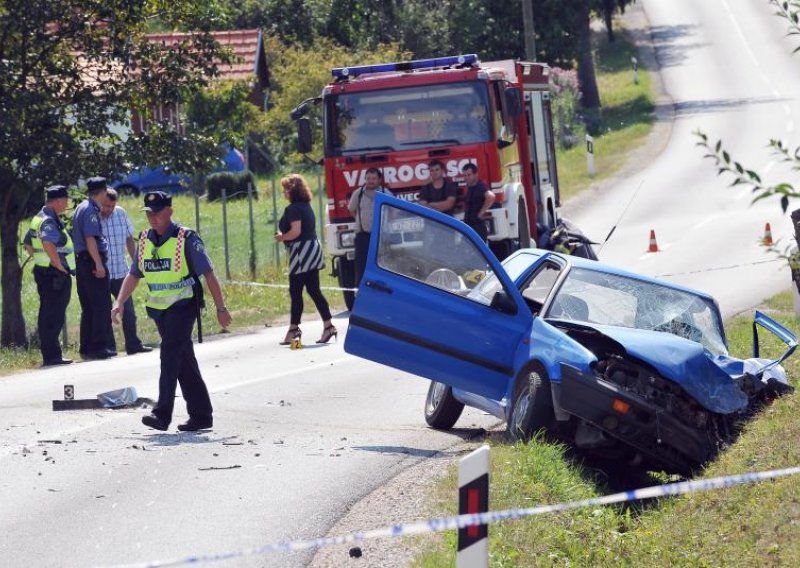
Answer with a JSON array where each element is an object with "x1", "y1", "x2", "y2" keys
[{"x1": 292, "y1": 54, "x2": 582, "y2": 310}]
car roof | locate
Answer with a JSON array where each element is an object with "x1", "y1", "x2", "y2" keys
[{"x1": 508, "y1": 248, "x2": 717, "y2": 303}]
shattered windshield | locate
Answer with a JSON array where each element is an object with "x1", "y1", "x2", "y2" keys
[
  {"x1": 328, "y1": 81, "x2": 491, "y2": 155},
  {"x1": 547, "y1": 267, "x2": 728, "y2": 355}
]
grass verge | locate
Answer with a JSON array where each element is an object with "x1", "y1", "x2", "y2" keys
[{"x1": 413, "y1": 290, "x2": 800, "y2": 566}]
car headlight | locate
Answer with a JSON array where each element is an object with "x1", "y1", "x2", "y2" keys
[{"x1": 339, "y1": 230, "x2": 355, "y2": 248}]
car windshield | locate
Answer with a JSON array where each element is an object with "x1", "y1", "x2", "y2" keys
[
  {"x1": 546, "y1": 267, "x2": 728, "y2": 355},
  {"x1": 327, "y1": 81, "x2": 491, "y2": 155}
]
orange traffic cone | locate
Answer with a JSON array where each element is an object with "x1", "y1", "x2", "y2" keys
[
  {"x1": 763, "y1": 223, "x2": 774, "y2": 246},
  {"x1": 647, "y1": 229, "x2": 659, "y2": 253}
]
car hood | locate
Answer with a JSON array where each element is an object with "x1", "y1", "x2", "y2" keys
[{"x1": 591, "y1": 324, "x2": 748, "y2": 413}]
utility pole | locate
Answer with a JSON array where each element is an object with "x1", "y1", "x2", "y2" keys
[{"x1": 522, "y1": 0, "x2": 537, "y2": 61}]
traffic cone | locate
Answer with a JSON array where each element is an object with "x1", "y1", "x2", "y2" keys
[
  {"x1": 763, "y1": 223, "x2": 774, "y2": 246},
  {"x1": 647, "y1": 229, "x2": 659, "y2": 253}
]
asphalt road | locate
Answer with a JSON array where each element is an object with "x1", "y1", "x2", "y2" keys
[
  {"x1": 0, "y1": 319, "x2": 498, "y2": 567},
  {"x1": 3, "y1": 1, "x2": 799, "y2": 566},
  {"x1": 569, "y1": 0, "x2": 798, "y2": 319}
]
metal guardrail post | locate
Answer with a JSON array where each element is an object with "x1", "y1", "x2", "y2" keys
[
  {"x1": 247, "y1": 182, "x2": 256, "y2": 280},
  {"x1": 222, "y1": 188, "x2": 230, "y2": 280}
]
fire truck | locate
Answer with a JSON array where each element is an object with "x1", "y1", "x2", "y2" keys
[{"x1": 291, "y1": 54, "x2": 582, "y2": 310}]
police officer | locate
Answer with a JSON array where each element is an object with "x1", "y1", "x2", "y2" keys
[
  {"x1": 111, "y1": 191, "x2": 232, "y2": 432},
  {"x1": 24, "y1": 185, "x2": 75, "y2": 366},
  {"x1": 72, "y1": 176, "x2": 113, "y2": 359}
]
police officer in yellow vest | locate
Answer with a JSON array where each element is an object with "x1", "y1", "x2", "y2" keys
[
  {"x1": 111, "y1": 191, "x2": 232, "y2": 432},
  {"x1": 24, "y1": 185, "x2": 75, "y2": 366}
]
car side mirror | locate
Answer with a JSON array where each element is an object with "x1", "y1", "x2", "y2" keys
[
  {"x1": 490, "y1": 290, "x2": 518, "y2": 315},
  {"x1": 297, "y1": 117, "x2": 313, "y2": 154}
]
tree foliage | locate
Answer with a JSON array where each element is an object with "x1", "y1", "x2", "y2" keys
[{"x1": 0, "y1": 0, "x2": 232, "y2": 347}]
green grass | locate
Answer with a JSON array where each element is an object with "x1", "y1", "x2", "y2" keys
[
  {"x1": 414, "y1": 292, "x2": 800, "y2": 566},
  {"x1": 556, "y1": 22, "x2": 655, "y2": 202},
  {"x1": 1, "y1": 173, "x2": 345, "y2": 376}
]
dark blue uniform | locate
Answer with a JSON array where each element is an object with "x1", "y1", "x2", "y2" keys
[
  {"x1": 25, "y1": 206, "x2": 73, "y2": 364},
  {"x1": 72, "y1": 182, "x2": 113, "y2": 358},
  {"x1": 131, "y1": 222, "x2": 214, "y2": 426}
]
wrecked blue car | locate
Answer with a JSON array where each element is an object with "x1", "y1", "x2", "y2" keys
[{"x1": 345, "y1": 194, "x2": 797, "y2": 474}]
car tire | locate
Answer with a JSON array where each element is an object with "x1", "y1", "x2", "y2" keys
[
  {"x1": 117, "y1": 184, "x2": 140, "y2": 197},
  {"x1": 424, "y1": 381, "x2": 465, "y2": 430},
  {"x1": 337, "y1": 257, "x2": 356, "y2": 311},
  {"x1": 508, "y1": 363, "x2": 554, "y2": 441}
]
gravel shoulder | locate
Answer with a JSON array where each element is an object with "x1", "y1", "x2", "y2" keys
[{"x1": 310, "y1": 4, "x2": 676, "y2": 567}]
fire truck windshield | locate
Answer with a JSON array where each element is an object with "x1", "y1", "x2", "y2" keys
[{"x1": 327, "y1": 81, "x2": 491, "y2": 155}]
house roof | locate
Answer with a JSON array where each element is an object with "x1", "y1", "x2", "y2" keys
[{"x1": 145, "y1": 29, "x2": 267, "y2": 83}]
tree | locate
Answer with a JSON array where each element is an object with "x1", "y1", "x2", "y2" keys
[{"x1": 0, "y1": 0, "x2": 233, "y2": 347}]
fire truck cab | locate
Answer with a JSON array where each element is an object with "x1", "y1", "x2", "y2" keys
[{"x1": 292, "y1": 54, "x2": 562, "y2": 310}]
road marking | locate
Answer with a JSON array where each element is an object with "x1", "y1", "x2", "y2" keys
[
  {"x1": 720, "y1": 0, "x2": 760, "y2": 67},
  {"x1": 693, "y1": 213, "x2": 720, "y2": 230},
  {"x1": 213, "y1": 356, "x2": 356, "y2": 393}
]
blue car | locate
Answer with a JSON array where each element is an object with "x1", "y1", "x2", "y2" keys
[
  {"x1": 111, "y1": 146, "x2": 246, "y2": 196},
  {"x1": 345, "y1": 194, "x2": 797, "y2": 474}
]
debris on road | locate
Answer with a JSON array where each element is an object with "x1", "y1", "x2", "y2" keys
[{"x1": 198, "y1": 465, "x2": 242, "y2": 471}]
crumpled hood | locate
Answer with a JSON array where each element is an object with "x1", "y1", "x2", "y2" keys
[{"x1": 591, "y1": 324, "x2": 748, "y2": 414}]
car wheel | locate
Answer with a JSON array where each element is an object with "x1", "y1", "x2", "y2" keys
[
  {"x1": 117, "y1": 184, "x2": 140, "y2": 197},
  {"x1": 424, "y1": 381, "x2": 465, "y2": 430},
  {"x1": 337, "y1": 257, "x2": 356, "y2": 311},
  {"x1": 508, "y1": 363, "x2": 554, "y2": 441}
]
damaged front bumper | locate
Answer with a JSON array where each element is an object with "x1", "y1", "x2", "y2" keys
[{"x1": 558, "y1": 363, "x2": 718, "y2": 474}]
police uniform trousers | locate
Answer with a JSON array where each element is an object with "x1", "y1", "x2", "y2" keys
[
  {"x1": 354, "y1": 231, "x2": 372, "y2": 287},
  {"x1": 151, "y1": 301, "x2": 212, "y2": 423},
  {"x1": 75, "y1": 253, "x2": 112, "y2": 354},
  {"x1": 33, "y1": 267, "x2": 72, "y2": 362}
]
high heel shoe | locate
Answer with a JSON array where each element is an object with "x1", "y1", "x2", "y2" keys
[
  {"x1": 316, "y1": 325, "x2": 338, "y2": 344},
  {"x1": 280, "y1": 327, "x2": 301, "y2": 345}
]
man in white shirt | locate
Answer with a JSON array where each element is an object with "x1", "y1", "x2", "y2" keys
[{"x1": 100, "y1": 189, "x2": 152, "y2": 355}]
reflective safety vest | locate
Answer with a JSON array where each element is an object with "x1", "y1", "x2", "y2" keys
[
  {"x1": 29, "y1": 210, "x2": 75, "y2": 270},
  {"x1": 138, "y1": 227, "x2": 195, "y2": 310}
]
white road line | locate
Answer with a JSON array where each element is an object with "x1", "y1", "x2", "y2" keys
[
  {"x1": 720, "y1": 0, "x2": 760, "y2": 67},
  {"x1": 694, "y1": 214, "x2": 720, "y2": 230},
  {"x1": 213, "y1": 355, "x2": 356, "y2": 393}
]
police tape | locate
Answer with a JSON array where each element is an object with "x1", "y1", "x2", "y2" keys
[
  {"x1": 115, "y1": 465, "x2": 800, "y2": 568},
  {"x1": 224, "y1": 279, "x2": 357, "y2": 292}
]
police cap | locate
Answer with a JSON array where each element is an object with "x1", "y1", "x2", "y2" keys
[
  {"x1": 142, "y1": 191, "x2": 172, "y2": 212},
  {"x1": 86, "y1": 176, "x2": 109, "y2": 193},
  {"x1": 45, "y1": 185, "x2": 69, "y2": 200}
]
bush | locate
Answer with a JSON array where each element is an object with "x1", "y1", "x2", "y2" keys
[
  {"x1": 550, "y1": 67, "x2": 583, "y2": 149},
  {"x1": 205, "y1": 170, "x2": 258, "y2": 202}
]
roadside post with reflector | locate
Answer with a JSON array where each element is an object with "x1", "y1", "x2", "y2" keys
[
  {"x1": 586, "y1": 134, "x2": 596, "y2": 176},
  {"x1": 457, "y1": 445, "x2": 490, "y2": 568}
]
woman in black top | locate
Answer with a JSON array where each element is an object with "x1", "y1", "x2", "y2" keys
[{"x1": 274, "y1": 174, "x2": 336, "y2": 345}]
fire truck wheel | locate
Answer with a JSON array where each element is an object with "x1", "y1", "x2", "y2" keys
[
  {"x1": 508, "y1": 362, "x2": 554, "y2": 442},
  {"x1": 424, "y1": 381, "x2": 464, "y2": 430},
  {"x1": 338, "y1": 258, "x2": 356, "y2": 311}
]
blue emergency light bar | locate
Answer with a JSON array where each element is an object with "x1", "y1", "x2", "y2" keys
[{"x1": 331, "y1": 54, "x2": 479, "y2": 79}]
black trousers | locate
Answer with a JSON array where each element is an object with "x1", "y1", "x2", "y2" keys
[
  {"x1": 152, "y1": 302, "x2": 212, "y2": 424},
  {"x1": 289, "y1": 269, "x2": 332, "y2": 325},
  {"x1": 107, "y1": 277, "x2": 144, "y2": 353},
  {"x1": 354, "y1": 231, "x2": 371, "y2": 287},
  {"x1": 33, "y1": 267, "x2": 72, "y2": 362},
  {"x1": 75, "y1": 254, "x2": 112, "y2": 354}
]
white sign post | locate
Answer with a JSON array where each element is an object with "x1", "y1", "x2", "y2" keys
[
  {"x1": 632, "y1": 56, "x2": 639, "y2": 84},
  {"x1": 586, "y1": 134, "x2": 596, "y2": 177},
  {"x1": 456, "y1": 445, "x2": 490, "y2": 568}
]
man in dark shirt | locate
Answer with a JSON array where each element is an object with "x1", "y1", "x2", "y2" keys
[
  {"x1": 461, "y1": 163, "x2": 495, "y2": 243},
  {"x1": 418, "y1": 159, "x2": 458, "y2": 215},
  {"x1": 72, "y1": 176, "x2": 113, "y2": 359}
]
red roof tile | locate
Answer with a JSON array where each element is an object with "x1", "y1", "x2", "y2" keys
[{"x1": 145, "y1": 29, "x2": 265, "y2": 82}]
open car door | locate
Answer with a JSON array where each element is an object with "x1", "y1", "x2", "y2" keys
[{"x1": 344, "y1": 193, "x2": 532, "y2": 400}]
